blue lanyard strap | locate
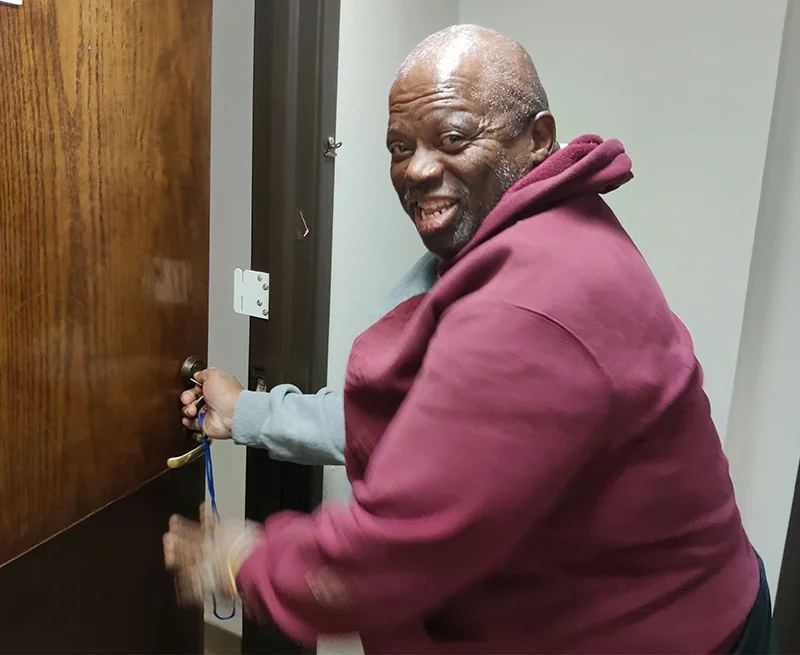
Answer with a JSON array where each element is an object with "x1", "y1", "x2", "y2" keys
[{"x1": 198, "y1": 412, "x2": 236, "y2": 621}]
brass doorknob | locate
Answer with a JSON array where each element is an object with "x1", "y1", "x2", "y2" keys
[
  {"x1": 167, "y1": 434, "x2": 205, "y2": 469},
  {"x1": 168, "y1": 356, "x2": 209, "y2": 468}
]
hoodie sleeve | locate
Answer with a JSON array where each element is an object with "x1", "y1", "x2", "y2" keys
[{"x1": 235, "y1": 301, "x2": 614, "y2": 643}]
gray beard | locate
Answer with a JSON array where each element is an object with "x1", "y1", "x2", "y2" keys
[
  {"x1": 447, "y1": 155, "x2": 529, "y2": 256},
  {"x1": 401, "y1": 154, "x2": 530, "y2": 259}
]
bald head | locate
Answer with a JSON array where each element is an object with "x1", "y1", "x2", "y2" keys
[
  {"x1": 395, "y1": 25, "x2": 549, "y2": 135},
  {"x1": 386, "y1": 25, "x2": 557, "y2": 260}
]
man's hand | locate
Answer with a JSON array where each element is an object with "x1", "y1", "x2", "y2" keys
[
  {"x1": 181, "y1": 367, "x2": 243, "y2": 439},
  {"x1": 163, "y1": 506, "x2": 260, "y2": 608}
]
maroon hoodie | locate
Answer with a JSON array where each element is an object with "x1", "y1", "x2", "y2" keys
[{"x1": 237, "y1": 135, "x2": 758, "y2": 653}]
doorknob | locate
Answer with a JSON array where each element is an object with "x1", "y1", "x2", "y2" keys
[
  {"x1": 167, "y1": 433, "x2": 204, "y2": 469},
  {"x1": 181, "y1": 355, "x2": 206, "y2": 386},
  {"x1": 168, "y1": 356, "x2": 208, "y2": 469}
]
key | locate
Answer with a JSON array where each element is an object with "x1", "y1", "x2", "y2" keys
[{"x1": 189, "y1": 377, "x2": 206, "y2": 411}]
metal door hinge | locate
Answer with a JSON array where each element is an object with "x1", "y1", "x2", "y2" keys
[
  {"x1": 323, "y1": 136, "x2": 342, "y2": 158},
  {"x1": 234, "y1": 268, "x2": 270, "y2": 319}
]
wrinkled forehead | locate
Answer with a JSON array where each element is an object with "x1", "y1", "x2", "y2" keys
[{"x1": 390, "y1": 58, "x2": 489, "y2": 112}]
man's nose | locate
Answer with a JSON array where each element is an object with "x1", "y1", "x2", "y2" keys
[{"x1": 404, "y1": 146, "x2": 443, "y2": 187}]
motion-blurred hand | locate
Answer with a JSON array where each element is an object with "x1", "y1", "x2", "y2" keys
[
  {"x1": 163, "y1": 505, "x2": 261, "y2": 608},
  {"x1": 180, "y1": 367, "x2": 243, "y2": 439}
]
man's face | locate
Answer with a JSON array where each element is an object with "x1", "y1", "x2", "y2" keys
[{"x1": 387, "y1": 72, "x2": 534, "y2": 260}]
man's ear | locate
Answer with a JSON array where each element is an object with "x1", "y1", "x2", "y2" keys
[{"x1": 530, "y1": 111, "x2": 557, "y2": 165}]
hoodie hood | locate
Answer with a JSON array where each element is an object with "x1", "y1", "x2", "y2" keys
[{"x1": 443, "y1": 135, "x2": 633, "y2": 271}]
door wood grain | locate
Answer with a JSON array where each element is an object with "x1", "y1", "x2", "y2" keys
[{"x1": 0, "y1": 0, "x2": 211, "y2": 580}]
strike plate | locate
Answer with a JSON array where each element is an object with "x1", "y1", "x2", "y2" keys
[{"x1": 234, "y1": 268, "x2": 270, "y2": 319}]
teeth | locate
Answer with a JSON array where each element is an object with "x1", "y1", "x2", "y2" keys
[
  {"x1": 418, "y1": 199, "x2": 456, "y2": 220},
  {"x1": 419, "y1": 199, "x2": 455, "y2": 211}
]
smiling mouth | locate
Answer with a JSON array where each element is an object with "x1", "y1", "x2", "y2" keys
[{"x1": 413, "y1": 198, "x2": 459, "y2": 236}]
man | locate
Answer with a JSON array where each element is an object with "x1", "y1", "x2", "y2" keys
[{"x1": 165, "y1": 25, "x2": 771, "y2": 653}]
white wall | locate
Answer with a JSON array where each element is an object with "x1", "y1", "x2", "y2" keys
[
  {"x1": 206, "y1": 0, "x2": 255, "y2": 639},
  {"x1": 725, "y1": 0, "x2": 800, "y2": 596},
  {"x1": 459, "y1": 0, "x2": 787, "y2": 444}
]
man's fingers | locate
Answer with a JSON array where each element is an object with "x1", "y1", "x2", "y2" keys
[
  {"x1": 183, "y1": 417, "x2": 200, "y2": 431},
  {"x1": 169, "y1": 514, "x2": 203, "y2": 536},
  {"x1": 193, "y1": 368, "x2": 217, "y2": 384},
  {"x1": 163, "y1": 532, "x2": 178, "y2": 569},
  {"x1": 180, "y1": 389, "x2": 198, "y2": 406},
  {"x1": 175, "y1": 566, "x2": 204, "y2": 606},
  {"x1": 199, "y1": 503, "x2": 208, "y2": 532},
  {"x1": 164, "y1": 515, "x2": 204, "y2": 570},
  {"x1": 163, "y1": 532, "x2": 202, "y2": 570}
]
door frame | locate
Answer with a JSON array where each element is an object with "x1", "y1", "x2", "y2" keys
[{"x1": 243, "y1": 0, "x2": 341, "y2": 652}]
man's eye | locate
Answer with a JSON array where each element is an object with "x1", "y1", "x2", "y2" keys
[
  {"x1": 389, "y1": 143, "x2": 410, "y2": 156},
  {"x1": 441, "y1": 134, "x2": 465, "y2": 149}
]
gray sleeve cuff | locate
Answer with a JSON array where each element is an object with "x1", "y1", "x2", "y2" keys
[
  {"x1": 232, "y1": 390, "x2": 274, "y2": 448},
  {"x1": 231, "y1": 386, "x2": 346, "y2": 466}
]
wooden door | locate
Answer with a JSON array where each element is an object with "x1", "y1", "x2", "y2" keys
[{"x1": 0, "y1": 1, "x2": 212, "y2": 652}]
